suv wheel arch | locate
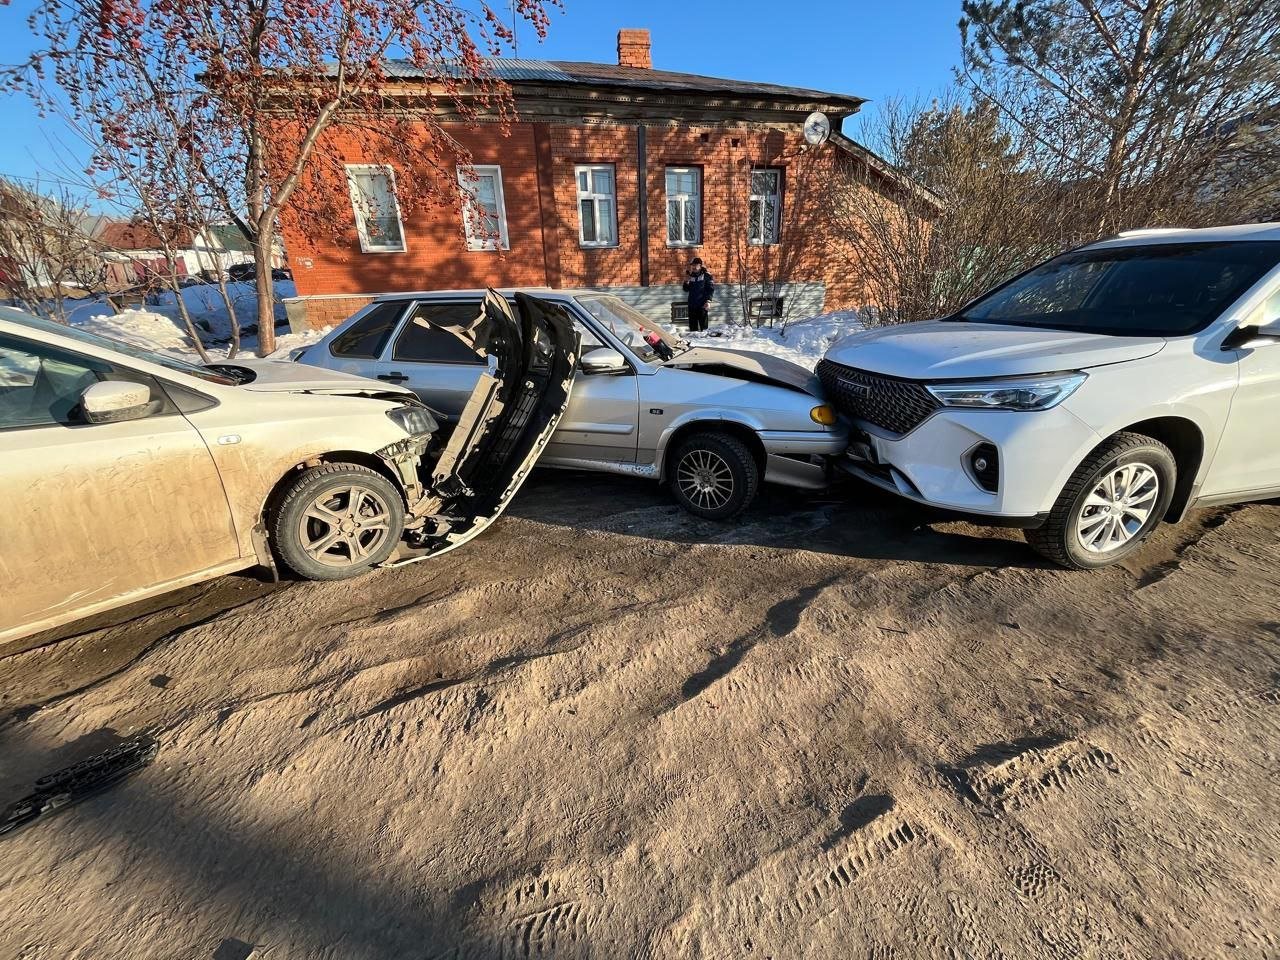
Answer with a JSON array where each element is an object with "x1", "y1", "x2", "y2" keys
[{"x1": 1117, "y1": 417, "x2": 1204, "y2": 522}]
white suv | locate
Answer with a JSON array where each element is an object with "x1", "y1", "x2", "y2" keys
[{"x1": 819, "y1": 223, "x2": 1280, "y2": 568}]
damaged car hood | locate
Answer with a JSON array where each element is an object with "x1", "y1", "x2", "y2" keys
[
  {"x1": 664, "y1": 347, "x2": 821, "y2": 396},
  {"x1": 205, "y1": 357, "x2": 419, "y2": 401}
]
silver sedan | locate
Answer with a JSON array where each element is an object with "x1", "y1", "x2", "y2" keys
[{"x1": 295, "y1": 289, "x2": 847, "y2": 519}]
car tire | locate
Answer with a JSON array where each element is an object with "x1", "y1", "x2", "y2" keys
[
  {"x1": 670, "y1": 432, "x2": 760, "y2": 520},
  {"x1": 1025, "y1": 432, "x2": 1176, "y2": 570},
  {"x1": 271, "y1": 463, "x2": 405, "y2": 580}
]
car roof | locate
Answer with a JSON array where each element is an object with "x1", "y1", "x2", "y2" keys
[
  {"x1": 1085, "y1": 222, "x2": 1280, "y2": 249},
  {"x1": 370, "y1": 288, "x2": 604, "y2": 302}
]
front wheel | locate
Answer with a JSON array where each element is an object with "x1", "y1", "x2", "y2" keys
[
  {"x1": 1025, "y1": 432, "x2": 1176, "y2": 569},
  {"x1": 670, "y1": 432, "x2": 760, "y2": 520},
  {"x1": 272, "y1": 463, "x2": 406, "y2": 580}
]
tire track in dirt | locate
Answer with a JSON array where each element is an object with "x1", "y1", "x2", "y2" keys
[
  {"x1": 653, "y1": 574, "x2": 841, "y2": 715},
  {"x1": 937, "y1": 734, "x2": 1128, "y2": 959}
]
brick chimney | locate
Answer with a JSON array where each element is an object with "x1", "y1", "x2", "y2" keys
[{"x1": 617, "y1": 29, "x2": 652, "y2": 69}]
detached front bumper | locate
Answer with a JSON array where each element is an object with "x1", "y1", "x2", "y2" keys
[
  {"x1": 837, "y1": 405, "x2": 1102, "y2": 525},
  {"x1": 759, "y1": 427, "x2": 849, "y2": 490}
]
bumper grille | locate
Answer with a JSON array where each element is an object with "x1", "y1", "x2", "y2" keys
[{"x1": 816, "y1": 358, "x2": 941, "y2": 435}]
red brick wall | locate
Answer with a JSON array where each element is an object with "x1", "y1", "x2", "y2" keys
[
  {"x1": 281, "y1": 118, "x2": 875, "y2": 329},
  {"x1": 281, "y1": 124, "x2": 550, "y2": 300}
]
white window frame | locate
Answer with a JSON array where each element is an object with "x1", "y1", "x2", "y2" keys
[
  {"x1": 665, "y1": 166, "x2": 702, "y2": 247},
  {"x1": 456, "y1": 164, "x2": 509, "y2": 252},
  {"x1": 575, "y1": 164, "x2": 618, "y2": 248},
  {"x1": 345, "y1": 164, "x2": 406, "y2": 254},
  {"x1": 748, "y1": 167, "x2": 783, "y2": 246}
]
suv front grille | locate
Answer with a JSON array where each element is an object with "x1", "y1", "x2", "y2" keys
[{"x1": 816, "y1": 358, "x2": 941, "y2": 435}]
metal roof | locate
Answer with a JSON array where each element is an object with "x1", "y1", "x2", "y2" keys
[{"x1": 379, "y1": 57, "x2": 865, "y2": 109}]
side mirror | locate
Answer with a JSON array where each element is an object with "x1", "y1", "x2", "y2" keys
[
  {"x1": 580, "y1": 347, "x2": 628, "y2": 375},
  {"x1": 81, "y1": 380, "x2": 153, "y2": 424},
  {"x1": 1221, "y1": 321, "x2": 1280, "y2": 350}
]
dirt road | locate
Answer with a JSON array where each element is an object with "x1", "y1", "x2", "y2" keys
[{"x1": 1, "y1": 472, "x2": 1277, "y2": 959}]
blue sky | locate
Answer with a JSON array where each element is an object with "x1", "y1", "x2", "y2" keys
[{"x1": 0, "y1": 0, "x2": 963, "y2": 194}]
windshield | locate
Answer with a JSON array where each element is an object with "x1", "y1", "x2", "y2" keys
[
  {"x1": 574, "y1": 295, "x2": 685, "y2": 362},
  {"x1": 0, "y1": 307, "x2": 236, "y2": 385},
  {"x1": 958, "y1": 241, "x2": 1280, "y2": 336}
]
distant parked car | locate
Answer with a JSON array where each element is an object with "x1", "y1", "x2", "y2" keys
[
  {"x1": 820, "y1": 223, "x2": 1280, "y2": 568},
  {"x1": 227, "y1": 264, "x2": 291, "y2": 282},
  {"x1": 0, "y1": 292, "x2": 577, "y2": 644},
  {"x1": 295, "y1": 289, "x2": 847, "y2": 519}
]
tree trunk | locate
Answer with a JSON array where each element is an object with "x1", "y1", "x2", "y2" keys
[{"x1": 253, "y1": 237, "x2": 275, "y2": 356}]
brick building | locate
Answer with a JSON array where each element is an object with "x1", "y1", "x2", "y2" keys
[{"x1": 281, "y1": 29, "x2": 920, "y2": 332}]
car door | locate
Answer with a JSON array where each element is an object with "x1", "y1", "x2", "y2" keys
[
  {"x1": 375, "y1": 299, "x2": 488, "y2": 421},
  {"x1": 541, "y1": 310, "x2": 640, "y2": 464},
  {"x1": 1208, "y1": 283, "x2": 1280, "y2": 498},
  {"x1": 0, "y1": 332, "x2": 238, "y2": 639}
]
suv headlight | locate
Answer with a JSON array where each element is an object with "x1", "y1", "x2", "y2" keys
[
  {"x1": 926, "y1": 372, "x2": 1087, "y2": 411},
  {"x1": 386, "y1": 404, "x2": 437, "y2": 436}
]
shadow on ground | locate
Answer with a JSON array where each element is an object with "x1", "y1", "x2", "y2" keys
[
  {"x1": 0, "y1": 729, "x2": 511, "y2": 959},
  {"x1": 511, "y1": 468, "x2": 1044, "y2": 570}
]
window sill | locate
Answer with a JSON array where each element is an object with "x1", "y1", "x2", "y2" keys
[
  {"x1": 579, "y1": 243, "x2": 619, "y2": 250},
  {"x1": 464, "y1": 244, "x2": 511, "y2": 253},
  {"x1": 747, "y1": 241, "x2": 781, "y2": 248},
  {"x1": 358, "y1": 246, "x2": 408, "y2": 255},
  {"x1": 667, "y1": 241, "x2": 702, "y2": 249}
]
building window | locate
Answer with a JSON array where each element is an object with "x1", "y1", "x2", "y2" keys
[
  {"x1": 748, "y1": 168, "x2": 783, "y2": 246},
  {"x1": 575, "y1": 165, "x2": 617, "y2": 247},
  {"x1": 345, "y1": 165, "x2": 406, "y2": 253},
  {"x1": 665, "y1": 167, "x2": 701, "y2": 246},
  {"x1": 457, "y1": 165, "x2": 509, "y2": 251}
]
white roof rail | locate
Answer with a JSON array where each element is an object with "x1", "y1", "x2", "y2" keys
[{"x1": 1115, "y1": 226, "x2": 1188, "y2": 237}]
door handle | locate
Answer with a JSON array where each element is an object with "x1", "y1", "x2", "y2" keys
[{"x1": 377, "y1": 372, "x2": 409, "y2": 383}]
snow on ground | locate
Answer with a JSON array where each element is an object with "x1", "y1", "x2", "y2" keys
[
  {"x1": 52, "y1": 280, "x2": 317, "y2": 361},
  {"x1": 681, "y1": 308, "x2": 872, "y2": 370}
]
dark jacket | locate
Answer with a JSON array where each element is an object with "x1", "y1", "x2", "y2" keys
[{"x1": 682, "y1": 269, "x2": 715, "y2": 309}]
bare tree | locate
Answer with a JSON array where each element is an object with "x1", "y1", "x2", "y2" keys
[
  {"x1": 0, "y1": 178, "x2": 104, "y2": 324},
  {"x1": 959, "y1": 0, "x2": 1280, "y2": 231},
  {"x1": 12, "y1": 0, "x2": 558, "y2": 355},
  {"x1": 832, "y1": 96, "x2": 1082, "y2": 324}
]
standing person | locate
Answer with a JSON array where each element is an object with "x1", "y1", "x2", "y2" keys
[{"x1": 682, "y1": 257, "x2": 714, "y2": 333}]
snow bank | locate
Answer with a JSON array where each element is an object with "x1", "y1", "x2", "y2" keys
[
  {"x1": 682, "y1": 308, "x2": 873, "y2": 370},
  {"x1": 61, "y1": 280, "x2": 307, "y2": 361}
]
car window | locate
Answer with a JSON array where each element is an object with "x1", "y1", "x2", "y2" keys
[
  {"x1": 575, "y1": 295, "x2": 682, "y2": 362},
  {"x1": 576, "y1": 321, "x2": 605, "y2": 351},
  {"x1": 0, "y1": 333, "x2": 180, "y2": 429},
  {"x1": 393, "y1": 302, "x2": 486, "y2": 364},
  {"x1": 0, "y1": 335, "x2": 106, "y2": 427},
  {"x1": 959, "y1": 241, "x2": 1280, "y2": 336},
  {"x1": 329, "y1": 301, "x2": 406, "y2": 358}
]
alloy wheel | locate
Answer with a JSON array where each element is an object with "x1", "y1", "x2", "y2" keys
[
  {"x1": 676, "y1": 448, "x2": 736, "y2": 511},
  {"x1": 1075, "y1": 462, "x2": 1160, "y2": 553},
  {"x1": 298, "y1": 484, "x2": 394, "y2": 567}
]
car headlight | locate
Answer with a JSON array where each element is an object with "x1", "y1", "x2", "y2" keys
[
  {"x1": 925, "y1": 372, "x2": 1087, "y2": 411},
  {"x1": 385, "y1": 404, "x2": 437, "y2": 436}
]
